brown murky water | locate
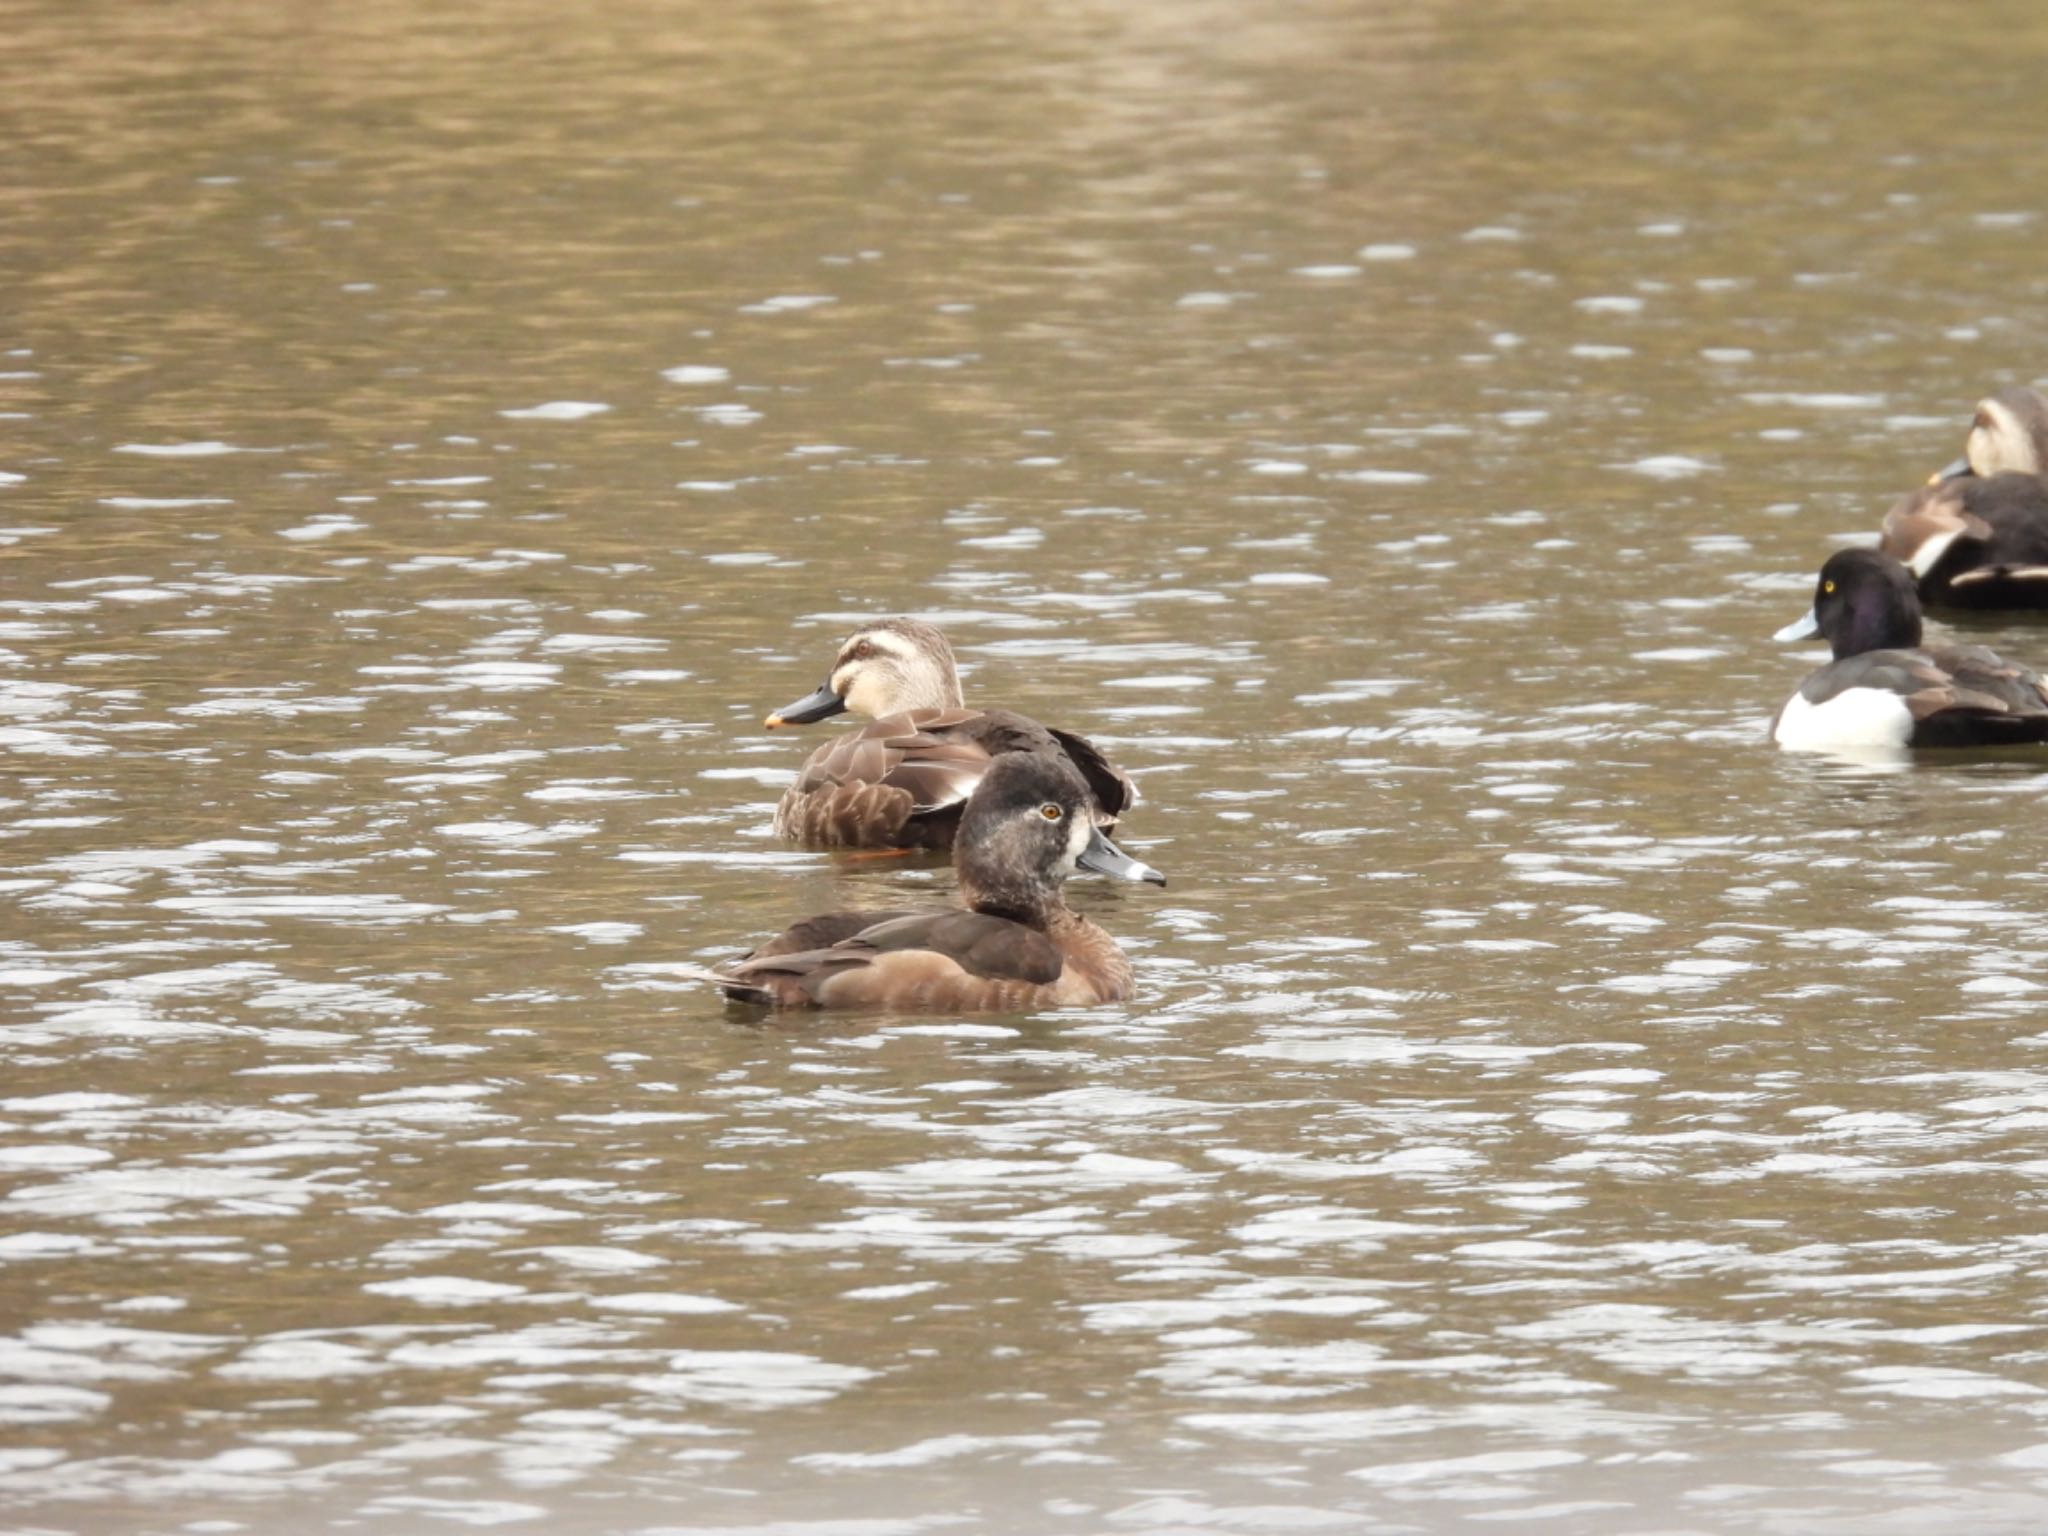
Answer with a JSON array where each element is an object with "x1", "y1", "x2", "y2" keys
[{"x1": 7, "y1": 2, "x2": 2048, "y2": 1532}]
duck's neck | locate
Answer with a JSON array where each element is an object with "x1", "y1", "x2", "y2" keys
[
  {"x1": 960, "y1": 873, "x2": 1062, "y2": 931},
  {"x1": 904, "y1": 669, "x2": 965, "y2": 712},
  {"x1": 1834, "y1": 597, "x2": 1921, "y2": 659}
]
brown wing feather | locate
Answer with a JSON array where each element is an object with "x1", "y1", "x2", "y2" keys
[
  {"x1": 1892, "y1": 643, "x2": 2048, "y2": 742},
  {"x1": 1045, "y1": 727, "x2": 1136, "y2": 824},
  {"x1": 846, "y1": 911, "x2": 1065, "y2": 984},
  {"x1": 745, "y1": 909, "x2": 917, "y2": 960},
  {"x1": 774, "y1": 780, "x2": 921, "y2": 847},
  {"x1": 772, "y1": 707, "x2": 1136, "y2": 848},
  {"x1": 936, "y1": 709, "x2": 1136, "y2": 825},
  {"x1": 775, "y1": 712, "x2": 995, "y2": 849},
  {"x1": 707, "y1": 911, "x2": 1131, "y2": 1010},
  {"x1": 1879, "y1": 484, "x2": 1991, "y2": 567}
]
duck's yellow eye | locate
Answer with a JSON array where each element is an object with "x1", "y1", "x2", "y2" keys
[
  {"x1": 1039, "y1": 803, "x2": 1064, "y2": 821},
  {"x1": 1823, "y1": 579, "x2": 1836, "y2": 594}
]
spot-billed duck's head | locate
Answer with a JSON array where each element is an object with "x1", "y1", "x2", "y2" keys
[
  {"x1": 1932, "y1": 386, "x2": 2048, "y2": 483},
  {"x1": 765, "y1": 617, "x2": 964, "y2": 726}
]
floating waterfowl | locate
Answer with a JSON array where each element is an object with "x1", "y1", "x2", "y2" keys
[
  {"x1": 1773, "y1": 547, "x2": 2048, "y2": 750},
  {"x1": 696, "y1": 753, "x2": 1163, "y2": 1010},
  {"x1": 766, "y1": 617, "x2": 1134, "y2": 851},
  {"x1": 1879, "y1": 386, "x2": 2048, "y2": 609}
]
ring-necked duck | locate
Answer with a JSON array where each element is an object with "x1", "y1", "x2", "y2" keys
[
  {"x1": 1879, "y1": 386, "x2": 2048, "y2": 608},
  {"x1": 765, "y1": 617, "x2": 1134, "y2": 851},
  {"x1": 1773, "y1": 547, "x2": 2048, "y2": 750},
  {"x1": 696, "y1": 754, "x2": 1164, "y2": 1010}
]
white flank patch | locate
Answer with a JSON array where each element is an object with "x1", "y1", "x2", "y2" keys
[
  {"x1": 1906, "y1": 527, "x2": 1965, "y2": 577},
  {"x1": 1774, "y1": 686, "x2": 1915, "y2": 751},
  {"x1": 1954, "y1": 564, "x2": 2048, "y2": 588}
]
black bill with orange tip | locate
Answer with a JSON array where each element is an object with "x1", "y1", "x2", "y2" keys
[{"x1": 764, "y1": 683, "x2": 847, "y2": 728}]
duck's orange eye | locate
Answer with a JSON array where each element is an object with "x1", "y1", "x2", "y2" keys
[
  {"x1": 1039, "y1": 803, "x2": 1064, "y2": 821},
  {"x1": 1823, "y1": 579, "x2": 1836, "y2": 594}
]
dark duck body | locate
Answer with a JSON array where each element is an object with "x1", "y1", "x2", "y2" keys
[
  {"x1": 698, "y1": 754, "x2": 1164, "y2": 1011},
  {"x1": 1772, "y1": 547, "x2": 2048, "y2": 751},
  {"x1": 1880, "y1": 386, "x2": 2048, "y2": 609},
  {"x1": 765, "y1": 618, "x2": 1134, "y2": 851}
]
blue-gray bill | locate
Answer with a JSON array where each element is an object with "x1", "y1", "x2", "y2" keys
[
  {"x1": 1774, "y1": 608, "x2": 1820, "y2": 642},
  {"x1": 1078, "y1": 825, "x2": 1166, "y2": 886},
  {"x1": 1929, "y1": 455, "x2": 1972, "y2": 485},
  {"x1": 765, "y1": 682, "x2": 847, "y2": 728}
]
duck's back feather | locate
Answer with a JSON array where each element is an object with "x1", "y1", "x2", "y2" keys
[
  {"x1": 1884, "y1": 476, "x2": 2048, "y2": 609},
  {"x1": 714, "y1": 908, "x2": 1119, "y2": 1010},
  {"x1": 744, "y1": 909, "x2": 917, "y2": 959},
  {"x1": 849, "y1": 911, "x2": 1065, "y2": 983},
  {"x1": 1046, "y1": 725, "x2": 1137, "y2": 822},
  {"x1": 775, "y1": 707, "x2": 1133, "y2": 850}
]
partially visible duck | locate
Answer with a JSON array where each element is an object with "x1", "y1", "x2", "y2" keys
[
  {"x1": 1772, "y1": 547, "x2": 2048, "y2": 751},
  {"x1": 697, "y1": 753, "x2": 1164, "y2": 1010},
  {"x1": 765, "y1": 617, "x2": 1135, "y2": 851},
  {"x1": 1879, "y1": 386, "x2": 2048, "y2": 609}
]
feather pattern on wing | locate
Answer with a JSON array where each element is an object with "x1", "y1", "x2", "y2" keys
[
  {"x1": 1882, "y1": 476, "x2": 2048, "y2": 610},
  {"x1": 774, "y1": 707, "x2": 1136, "y2": 850},
  {"x1": 1799, "y1": 644, "x2": 2048, "y2": 747},
  {"x1": 710, "y1": 910, "x2": 1127, "y2": 1011}
]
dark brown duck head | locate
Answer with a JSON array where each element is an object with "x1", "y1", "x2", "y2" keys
[
  {"x1": 765, "y1": 617, "x2": 964, "y2": 727},
  {"x1": 953, "y1": 754, "x2": 1164, "y2": 925},
  {"x1": 1774, "y1": 547, "x2": 1923, "y2": 660},
  {"x1": 1932, "y1": 386, "x2": 2048, "y2": 483}
]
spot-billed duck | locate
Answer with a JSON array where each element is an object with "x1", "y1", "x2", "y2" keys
[
  {"x1": 1879, "y1": 386, "x2": 2048, "y2": 609},
  {"x1": 765, "y1": 618, "x2": 1134, "y2": 851}
]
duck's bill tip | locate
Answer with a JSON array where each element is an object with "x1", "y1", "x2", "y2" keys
[
  {"x1": 1773, "y1": 609, "x2": 1821, "y2": 642},
  {"x1": 764, "y1": 684, "x2": 848, "y2": 727},
  {"x1": 1077, "y1": 826, "x2": 1167, "y2": 887},
  {"x1": 1930, "y1": 456, "x2": 1973, "y2": 485}
]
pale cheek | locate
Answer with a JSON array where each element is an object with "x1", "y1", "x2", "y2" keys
[
  {"x1": 841, "y1": 671, "x2": 886, "y2": 716},
  {"x1": 1062, "y1": 814, "x2": 1090, "y2": 869}
]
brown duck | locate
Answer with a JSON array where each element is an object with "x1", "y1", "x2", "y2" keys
[
  {"x1": 697, "y1": 753, "x2": 1164, "y2": 1010},
  {"x1": 765, "y1": 617, "x2": 1135, "y2": 851},
  {"x1": 1879, "y1": 386, "x2": 2048, "y2": 609}
]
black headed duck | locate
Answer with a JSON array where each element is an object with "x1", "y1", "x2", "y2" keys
[
  {"x1": 1773, "y1": 547, "x2": 2048, "y2": 751},
  {"x1": 699, "y1": 753, "x2": 1164, "y2": 1010},
  {"x1": 765, "y1": 617, "x2": 1135, "y2": 851},
  {"x1": 1879, "y1": 386, "x2": 2048, "y2": 609}
]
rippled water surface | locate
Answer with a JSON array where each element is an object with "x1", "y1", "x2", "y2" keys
[{"x1": 8, "y1": 2, "x2": 2048, "y2": 1532}]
